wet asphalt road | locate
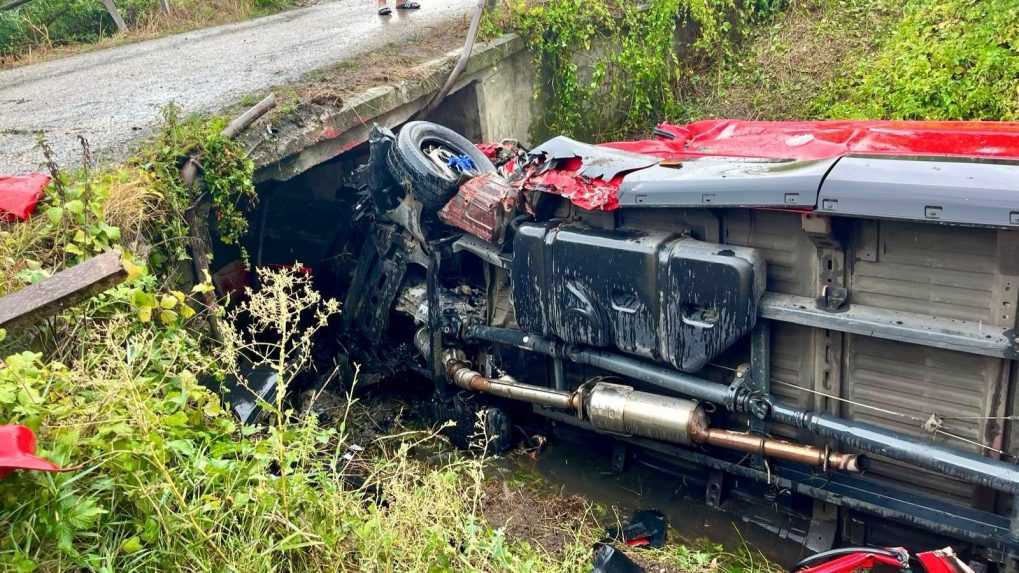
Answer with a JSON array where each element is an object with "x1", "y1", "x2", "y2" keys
[{"x1": 0, "y1": 0, "x2": 476, "y2": 174}]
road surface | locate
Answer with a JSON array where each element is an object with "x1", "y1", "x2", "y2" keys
[{"x1": 0, "y1": 0, "x2": 476, "y2": 174}]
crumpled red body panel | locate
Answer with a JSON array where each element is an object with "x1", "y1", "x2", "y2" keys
[
  {"x1": 526, "y1": 119, "x2": 1019, "y2": 211},
  {"x1": 524, "y1": 157, "x2": 623, "y2": 211},
  {"x1": 0, "y1": 425, "x2": 63, "y2": 480},
  {"x1": 797, "y1": 551, "x2": 904, "y2": 573},
  {"x1": 606, "y1": 119, "x2": 1019, "y2": 161},
  {"x1": 0, "y1": 173, "x2": 50, "y2": 221}
]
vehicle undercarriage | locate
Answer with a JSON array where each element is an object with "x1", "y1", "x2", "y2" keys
[{"x1": 248, "y1": 118, "x2": 1019, "y2": 567}]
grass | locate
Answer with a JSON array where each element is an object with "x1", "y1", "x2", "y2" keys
[
  {"x1": 814, "y1": 0, "x2": 1019, "y2": 120},
  {"x1": 674, "y1": 0, "x2": 903, "y2": 121},
  {"x1": 674, "y1": 0, "x2": 1018, "y2": 122},
  {"x1": 1, "y1": 0, "x2": 303, "y2": 68},
  {"x1": 5, "y1": 0, "x2": 1015, "y2": 568}
]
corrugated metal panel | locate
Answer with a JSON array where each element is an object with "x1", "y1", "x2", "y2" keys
[
  {"x1": 724, "y1": 211, "x2": 811, "y2": 296},
  {"x1": 770, "y1": 324, "x2": 813, "y2": 409},
  {"x1": 845, "y1": 334, "x2": 1003, "y2": 502},
  {"x1": 845, "y1": 221, "x2": 1009, "y2": 502},
  {"x1": 852, "y1": 223, "x2": 1000, "y2": 322},
  {"x1": 724, "y1": 212, "x2": 815, "y2": 411}
]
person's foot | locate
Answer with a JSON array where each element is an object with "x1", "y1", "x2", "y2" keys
[
  {"x1": 377, "y1": 3, "x2": 392, "y2": 15},
  {"x1": 396, "y1": 1, "x2": 420, "y2": 9}
]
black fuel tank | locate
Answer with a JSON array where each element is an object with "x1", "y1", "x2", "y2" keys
[{"x1": 511, "y1": 223, "x2": 765, "y2": 372}]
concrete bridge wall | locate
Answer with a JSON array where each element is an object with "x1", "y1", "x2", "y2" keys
[{"x1": 249, "y1": 34, "x2": 537, "y2": 184}]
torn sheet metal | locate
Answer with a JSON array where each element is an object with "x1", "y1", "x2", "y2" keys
[
  {"x1": 522, "y1": 158, "x2": 623, "y2": 211},
  {"x1": 530, "y1": 136, "x2": 660, "y2": 180}
]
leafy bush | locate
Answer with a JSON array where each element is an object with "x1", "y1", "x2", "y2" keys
[
  {"x1": 815, "y1": 0, "x2": 1019, "y2": 120},
  {"x1": 493, "y1": 0, "x2": 778, "y2": 141},
  {"x1": 0, "y1": 245, "x2": 600, "y2": 571},
  {"x1": 1, "y1": 0, "x2": 121, "y2": 57}
]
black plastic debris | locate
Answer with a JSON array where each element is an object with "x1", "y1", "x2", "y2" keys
[
  {"x1": 199, "y1": 362, "x2": 279, "y2": 425},
  {"x1": 592, "y1": 542, "x2": 645, "y2": 573},
  {"x1": 605, "y1": 510, "x2": 668, "y2": 548}
]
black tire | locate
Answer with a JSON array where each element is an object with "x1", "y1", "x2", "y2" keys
[{"x1": 387, "y1": 121, "x2": 496, "y2": 212}]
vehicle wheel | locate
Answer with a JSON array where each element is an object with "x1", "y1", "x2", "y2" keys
[
  {"x1": 432, "y1": 394, "x2": 512, "y2": 454},
  {"x1": 387, "y1": 121, "x2": 496, "y2": 212}
]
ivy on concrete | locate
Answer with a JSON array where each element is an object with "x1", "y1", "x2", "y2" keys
[{"x1": 494, "y1": 0, "x2": 782, "y2": 141}]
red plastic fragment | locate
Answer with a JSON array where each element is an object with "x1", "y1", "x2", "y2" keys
[
  {"x1": 917, "y1": 548, "x2": 973, "y2": 573},
  {"x1": 0, "y1": 425, "x2": 64, "y2": 479},
  {"x1": 0, "y1": 173, "x2": 50, "y2": 222},
  {"x1": 797, "y1": 551, "x2": 904, "y2": 573}
]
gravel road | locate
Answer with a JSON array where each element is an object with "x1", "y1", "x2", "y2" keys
[{"x1": 0, "y1": 0, "x2": 476, "y2": 174}]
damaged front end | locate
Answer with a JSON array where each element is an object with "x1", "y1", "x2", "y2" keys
[{"x1": 335, "y1": 119, "x2": 1019, "y2": 565}]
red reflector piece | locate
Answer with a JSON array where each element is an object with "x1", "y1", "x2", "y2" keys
[
  {"x1": 0, "y1": 425, "x2": 63, "y2": 479},
  {"x1": 0, "y1": 173, "x2": 50, "y2": 221}
]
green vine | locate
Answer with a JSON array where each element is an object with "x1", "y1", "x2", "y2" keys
[
  {"x1": 137, "y1": 105, "x2": 257, "y2": 269},
  {"x1": 494, "y1": 0, "x2": 780, "y2": 140}
]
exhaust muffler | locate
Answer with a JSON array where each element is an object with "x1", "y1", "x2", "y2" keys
[{"x1": 438, "y1": 346, "x2": 861, "y2": 472}]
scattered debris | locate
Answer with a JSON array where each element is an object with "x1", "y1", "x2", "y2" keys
[
  {"x1": 592, "y1": 542, "x2": 646, "y2": 573},
  {"x1": 0, "y1": 425, "x2": 64, "y2": 479},
  {"x1": 606, "y1": 510, "x2": 668, "y2": 549},
  {"x1": 202, "y1": 363, "x2": 281, "y2": 425}
]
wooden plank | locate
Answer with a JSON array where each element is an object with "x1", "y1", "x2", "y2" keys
[{"x1": 0, "y1": 251, "x2": 127, "y2": 331}]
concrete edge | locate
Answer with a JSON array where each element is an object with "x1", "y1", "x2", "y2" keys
[{"x1": 249, "y1": 33, "x2": 526, "y2": 183}]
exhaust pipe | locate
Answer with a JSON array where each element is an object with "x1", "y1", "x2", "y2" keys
[
  {"x1": 435, "y1": 342, "x2": 861, "y2": 472},
  {"x1": 582, "y1": 382, "x2": 862, "y2": 472},
  {"x1": 465, "y1": 326, "x2": 1019, "y2": 495},
  {"x1": 444, "y1": 352, "x2": 578, "y2": 411}
]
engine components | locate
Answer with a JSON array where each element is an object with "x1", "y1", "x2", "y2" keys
[
  {"x1": 511, "y1": 223, "x2": 765, "y2": 372},
  {"x1": 438, "y1": 172, "x2": 520, "y2": 243}
]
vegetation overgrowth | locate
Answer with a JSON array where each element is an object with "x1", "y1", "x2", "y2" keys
[
  {"x1": 488, "y1": 0, "x2": 1017, "y2": 140},
  {"x1": 484, "y1": 0, "x2": 787, "y2": 141},
  {"x1": 814, "y1": 0, "x2": 1019, "y2": 120},
  {"x1": 0, "y1": 0, "x2": 300, "y2": 64}
]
